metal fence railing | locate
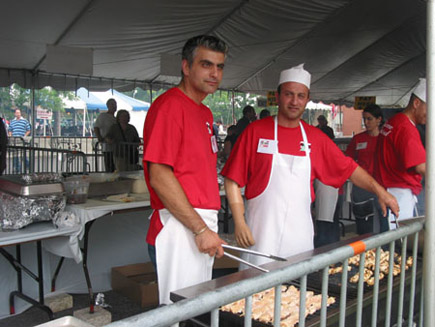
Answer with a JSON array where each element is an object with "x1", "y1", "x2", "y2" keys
[
  {"x1": 6, "y1": 137, "x2": 144, "y2": 173},
  {"x1": 4, "y1": 145, "x2": 88, "y2": 175},
  {"x1": 106, "y1": 219, "x2": 425, "y2": 327}
]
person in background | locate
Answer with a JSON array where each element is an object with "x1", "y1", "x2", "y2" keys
[
  {"x1": 0, "y1": 119, "x2": 7, "y2": 175},
  {"x1": 259, "y1": 109, "x2": 271, "y2": 119},
  {"x1": 235, "y1": 105, "x2": 256, "y2": 139},
  {"x1": 105, "y1": 110, "x2": 141, "y2": 172},
  {"x1": 94, "y1": 98, "x2": 117, "y2": 172},
  {"x1": 375, "y1": 78, "x2": 426, "y2": 229},
  {"x1": 8, "y1": 109, "x2": 30, "y2": 138},
  {"x1": 9, "y1": 109, "x2": 30, "y2": 173},
  {"x1": 143, "y1": 35, "x2": 228, "y2": 306},
  {"x1": 316, "y1": 114, "x2": 334, "y2": 139},
  {"x1": 222, "y1": 64, "x2": 399, "y2": 268},
  {"x1": 313, "y1": 113, "x2": 339, "y2": 247},
  {"x1": 345, "y1": 104, "x2": 387, "y2": 234},
  {"x1": 221, "y1": 125, "x2": 237, "y2": 160}
]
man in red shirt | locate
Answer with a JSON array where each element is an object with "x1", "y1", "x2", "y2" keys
[
  {"x1": 375, "y1": 78, "x2": 426, "y2": 229},
  {"x1": 222, "y1": 64, "x2": 399, "y2": 267},
  {"x1": 143, "y1": 35, "x2": 228, "y2": 305}
]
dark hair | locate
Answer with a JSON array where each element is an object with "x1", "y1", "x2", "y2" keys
[
  {"x1": 259, "y1": 109, "x2": 271, "y2": 119},
  {"x1": 182, "y1": 35, "x2": 228, "y2": 68},
  {"x1": 116, "y1": 109, "x2": 130, "y2": 122},
  {"x1": 106, "y1": 98, "x2": 116, "y2": 107},
  {"x1": 363, "y1": 104, "x2": 383, "y2": 121},
  {"x1": 243, "y1": 105, "x2": 255, "y2": 116}
]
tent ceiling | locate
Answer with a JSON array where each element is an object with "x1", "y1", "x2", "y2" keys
[{"x1": 0, "y1": 0, "x2": 427, "y2": 107}]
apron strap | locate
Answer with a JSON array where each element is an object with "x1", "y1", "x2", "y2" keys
[{"x1": 273, "y1": 116, "x2": 310, "y2": 156}]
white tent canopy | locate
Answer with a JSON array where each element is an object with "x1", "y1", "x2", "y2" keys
[{"x1": 0, "y1": 0, "x2": 426, "y2": 107}]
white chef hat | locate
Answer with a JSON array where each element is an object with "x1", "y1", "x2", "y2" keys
[
  {"x1": 278, "y1": 64, "x2": 311, "y2": 89},
  {"x1": 412, "y1": 78, "x2": 426, "y2": 102}
]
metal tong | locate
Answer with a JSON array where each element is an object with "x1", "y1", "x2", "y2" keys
[{"x1": 221, "y1": 244, "x2": 287, "y2": 273}]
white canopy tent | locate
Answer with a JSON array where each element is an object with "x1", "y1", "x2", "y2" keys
[{"x1": 0, "y1": 0, "x2": 427, "y2": 108}]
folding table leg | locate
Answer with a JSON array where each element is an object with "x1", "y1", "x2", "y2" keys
[
  {"x1": 51, "y1": 256, "x2": 65, "y2": 292},
  {"x1": 82, "y1": 220, "x2": 96, "y2": 314},
  {"x1": 1, "y1": 241, "x2": 54, "y2": 319}
]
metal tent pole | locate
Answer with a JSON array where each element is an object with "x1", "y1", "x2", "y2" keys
[{"x1": 424, "y1": 0, "x2": 435, "y2": 325}]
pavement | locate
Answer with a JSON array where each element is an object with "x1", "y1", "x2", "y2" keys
[{"x1": 0, "y1": 291, "x2": 151, "y2": 327}]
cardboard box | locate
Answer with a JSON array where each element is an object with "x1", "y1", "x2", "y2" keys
[
  {"x1": 213, "y1": 248, "x2": 240, "y2": 269},
  {"x1": 111, "y1": 262, "x2": 158, "y2": 308}
]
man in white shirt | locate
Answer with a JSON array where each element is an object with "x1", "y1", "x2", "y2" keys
[{"x1": 94, "y1": 99, "x2": 117, "y2": 172}]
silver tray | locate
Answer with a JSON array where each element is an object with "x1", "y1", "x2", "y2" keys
[{"x1": 0, "y1": 175, "x2": 64, "y2": 196}]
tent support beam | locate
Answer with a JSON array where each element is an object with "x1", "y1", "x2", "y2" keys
[{"x1": 424, "y1": 0, "x2": 435, "y2": 324}]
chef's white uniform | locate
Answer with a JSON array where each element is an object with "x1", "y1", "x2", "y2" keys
[{"x1": 241, "y1": 117, "x2": 314, "y2": 268}]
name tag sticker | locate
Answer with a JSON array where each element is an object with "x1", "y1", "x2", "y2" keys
[
  {"x1": 257, "y1": 138, "x2": 277, "y2": 154},
  {"x1": 211, "y1": 135, "x2": 218, "y2": 153},
  {"x1": 356, "y1": 142, "x2": 367, "y2": 150}
]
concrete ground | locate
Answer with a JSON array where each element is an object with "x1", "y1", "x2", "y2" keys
[{"x1": 0, "y1": 291, "x2": 151, "y2": 327}]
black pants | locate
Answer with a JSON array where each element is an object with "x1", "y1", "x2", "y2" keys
[
  {"x1": 103, "y1": 151, "x2": 115, "y2": 172},
  {"x1": 352, "y1": 185, "x2": 389, "y2": 235},
  {"x1": 314, "y1": 197, "x2": 341, "y2": 248}
]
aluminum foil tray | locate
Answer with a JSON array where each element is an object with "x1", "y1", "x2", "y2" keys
[{"x1": 0, "y1": 174, "x2": 64, "y2": 196}]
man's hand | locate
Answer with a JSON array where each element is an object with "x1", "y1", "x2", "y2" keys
[
  {"x1": 234, "y1": 220, "x2": 255, "y2": 248},
  {"x1": 377, "y1": 188, "x2": 399, "y2": 217},
  {"x1": 194, "y1": 229, "x2": 226, "y2": 258}
]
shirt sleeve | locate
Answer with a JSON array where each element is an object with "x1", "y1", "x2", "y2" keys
[
  {"x1": 143, "y1": 98, "x2": 182, "y2": 168},
  {"x1": 396, "y1": 125, "x2": 426, "y2": 170},
  {"x1": 221, "y1": 126, "x2": 253, "y2": 188}
]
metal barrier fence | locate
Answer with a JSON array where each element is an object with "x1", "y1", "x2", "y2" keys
[
  {"x1": 92, "y1": 141, "x2": 143, "y2": 173},
  {"x1": 4, "y1": 145, "x2": 88, "y2": 175},
  {"x1": 6, "y1": 137, "x2": 144, "y2": 173},
  {"x1": 107, "y1": 219, "x2": 424, "y2": 327}
]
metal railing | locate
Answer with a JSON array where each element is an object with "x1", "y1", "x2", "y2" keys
[
  {"x1": 107, "y1": 219, "x2": 424, "y2": 327},
  {"x1": 4, "y1": 145, "x2": 88, "y2": 175},
  {"x1": 6, "y1": 136, "x2": 144, "y2": 173}
]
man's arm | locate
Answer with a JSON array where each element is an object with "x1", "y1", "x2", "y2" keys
[
  {"x1": 414, "y1": 163, "x2": 426, "y2": 178},
  {"x1": 349, "y1": 166, "x2": 399, "y2": 217},
  {"x1": 94, "y1": 127, "x2": 104, "y2": 142},
  {"x1": 224, "y1": 178, "x2": 255, "y2": 248},
  {"x1": 149, "y1": 162, "x2": 225, "y2": 257}
]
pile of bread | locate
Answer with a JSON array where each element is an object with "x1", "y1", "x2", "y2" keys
[
  {"x1": 329, "y1": 249, "x2": 414, "y2": 286},
  {"x1": 220, "y1": 285, "x2": 335, "y2": 327}
]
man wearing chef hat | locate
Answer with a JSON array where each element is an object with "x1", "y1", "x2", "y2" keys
[
  {"x1": 375, "y1": 78, "x2": 427, "y2": 229},
  {"x1": 222, "y1": 64, "x2": 399, "y2": 267}
]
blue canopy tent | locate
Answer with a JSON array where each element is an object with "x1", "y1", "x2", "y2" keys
[
  {"x1": 76, "y1": 87, "x2": 107, "y2": 111},
  {"x1": 109, "y1": 89, "x2": 150, "y2": 111}
]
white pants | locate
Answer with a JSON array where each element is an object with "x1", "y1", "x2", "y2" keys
[{"x1": 387, "y1": 187, "x2": 417, "y2": 229}]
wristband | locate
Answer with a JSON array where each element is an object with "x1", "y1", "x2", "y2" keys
[{"x1": 193, "y1": 226, "x2": 208, "y2": 236}]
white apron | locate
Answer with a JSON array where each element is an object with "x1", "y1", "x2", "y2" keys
[
  {"x1": 387, "y1": 187, "x2": 417, "y2": 230},
  {"x1": 314, "y1": 179, "x2": 338, "y2": 222},
  {"x1": 242, "y1": 117, "x2": 313, "y2": 268},
  {"x1": 155, "y1": 208, "x2": 218, "y2": 305}
]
